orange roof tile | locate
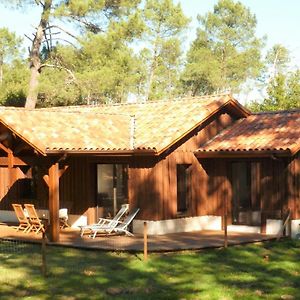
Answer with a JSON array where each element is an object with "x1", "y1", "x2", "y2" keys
[
  {"x1": 0, "y1": 109, "x2": 131, "y2": 155},
  {"x1": 196, "y1": 110, "x2": 300, "y2": 156},
  {"x1": 0, "y1": 94, "x2": 249, "y2": 155}
]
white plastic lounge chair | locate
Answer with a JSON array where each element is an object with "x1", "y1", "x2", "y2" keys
[
  {"x1": 112, "y1": 208, "x2": 140, "y2": 237},
  {"x1": 80, "y1": 204, "x2": 129, "y2": 237},
  {"x1": 90, "y1": 208, "x2": 140, "y2": 239}
]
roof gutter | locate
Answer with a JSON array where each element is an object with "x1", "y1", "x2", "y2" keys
[
  {"x1": 195, "y1": 149, "x2": 292, "y2": 158},
  {"x1": 45, "y1": 149, "x2": 158, "y2": 156}
]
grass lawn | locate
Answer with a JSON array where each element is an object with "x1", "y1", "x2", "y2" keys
[{"x1": 0, "y1": 239, "x2": 300, "y2": 300}]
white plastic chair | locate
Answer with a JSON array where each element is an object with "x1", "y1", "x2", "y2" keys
[{"x1": 59, "y1": 208, "x2": 69, "y2": 229}]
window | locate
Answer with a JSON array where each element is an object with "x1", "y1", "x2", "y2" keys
[{"x1": 177, "y1": 164, "x2": 191, "y2": 214}]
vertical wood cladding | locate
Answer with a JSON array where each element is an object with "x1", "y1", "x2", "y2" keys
[
  {"x1": 287, "y1": 154, "x2": 300, "y2": 219},
  {"x1": 128, "y1": 112, "x2": 236, "y2": 220}
]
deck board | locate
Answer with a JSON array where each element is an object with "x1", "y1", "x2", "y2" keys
[{"x1": 0, "y1": 224, "x2": 277, "y2": 252}]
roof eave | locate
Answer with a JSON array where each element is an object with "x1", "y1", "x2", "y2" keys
[
  {"x1": 0, "y1": 120, "x2": 46, "y2": 156},
  {"x1": 195, "y1": 149, "x2": 292, "y2": 158},
  {"x1": 45, "y1": 149, "x2": 158, "y2": 156}
]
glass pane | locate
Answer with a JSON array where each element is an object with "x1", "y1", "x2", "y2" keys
[
  {"x1": 232, "y1": 162, "x2": 252, "y2": 224},
  {"x1": 97, "y1": 164, "x2": 128, "y2": 216},
  {"x1": 116, "y1": 164, "x2": 127, "y2": 206},
  {"x1": 177, "y1": 164, "x2": 190, "y2": 213},
  {"x1": 97, "y1": 164, "x2": 114, "y2": 215}
]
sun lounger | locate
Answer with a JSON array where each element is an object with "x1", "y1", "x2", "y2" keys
[
  {"x1": 24, "y1": 204, "x2": 45, "y2": 234},
  {"x1": 80, "y1": 204, "x2": 129, "y2": 237},
  {"x1": 90, "y1": 208, "x2": 140, "y2": 238},
  {"x1": 12, "y1": 204, "x2": 31, "y2": 233}
]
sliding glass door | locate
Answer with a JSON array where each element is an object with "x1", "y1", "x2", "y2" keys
[{"x1": 96, "y1": 164, "x2": 128, "y2": 217}]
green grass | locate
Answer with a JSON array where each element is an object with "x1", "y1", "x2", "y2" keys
[{"x1": 0, "y1": 239, "x2": 300, "y2": 299}]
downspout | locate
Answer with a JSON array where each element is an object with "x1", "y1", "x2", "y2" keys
[{"x1": 130, "y1": 115, "x2": 136, "y2": 150}]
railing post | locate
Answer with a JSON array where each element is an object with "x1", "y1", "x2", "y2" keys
[
  {"x1": 41, "y1": 230, "x2": 47, "y2": 277},
  {"x1": 224, "y1": 215, "x2": 228, "y2": 248},
  {"x1": 224, "y1": 197, "x2": 228, "y2": 248},
  {"x1": 143, "y1": 221, "x2": 148, "y2": 261}
]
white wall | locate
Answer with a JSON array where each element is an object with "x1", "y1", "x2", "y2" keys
[{"x1": 133, "y1": 215, "x2": 222, "y2": 235}]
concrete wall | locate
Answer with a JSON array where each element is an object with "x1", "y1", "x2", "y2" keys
[{"x1": 133, "y1": 215, "x2": 222, "y2": 235}]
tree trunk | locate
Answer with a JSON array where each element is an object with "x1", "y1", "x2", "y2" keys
[
  {"x1": 0, "y1": 55, "x2": 3, "y2": 85},
  {"x1": 0, "y1": 63, "x2": 3, "y2": 86},
  {"x1": 145, "y1": 60, "x2": 156, "y2": 101},
  {"x1": 25, "y1": 0, "x2": 52, "y2": 109}
]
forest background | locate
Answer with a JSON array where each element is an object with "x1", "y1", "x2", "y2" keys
[{"x1": 0, "y1": 0, "x2": 299, "y2": 111}]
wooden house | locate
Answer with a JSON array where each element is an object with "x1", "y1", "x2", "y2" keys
[{"x1": 0, "y1": 94, "x2": 299, "y2": 241}]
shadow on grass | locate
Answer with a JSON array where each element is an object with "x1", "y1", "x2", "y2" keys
[
  {"x1": 150, "y1": 239, "x2": 300, "y2": 299},
  {"x1": 0, "y1": 242, "x2": 186, "y2": 300},
  {"x1": 0, "y1": 239, "x2": 300, "y2": 299}
]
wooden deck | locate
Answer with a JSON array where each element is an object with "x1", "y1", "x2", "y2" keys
[{"x1": 0, "y1": 224, "x2": 278, "y2": 252}]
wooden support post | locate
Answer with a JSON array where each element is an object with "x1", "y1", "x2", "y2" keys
[
  {"x1": 261, "y1": 212, "x2": 267, "y2": 234},
  {"x1": 7, "y1": 150, "x2": 14, "y2": 188},
  {"x1": 143, "y1": 221, "x2": 148, "y2": 261},
  {"x1": 49, "y1": 163, "x2": 60, "y2": 242}
]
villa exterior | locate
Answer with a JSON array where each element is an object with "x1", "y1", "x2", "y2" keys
[{"x1": 0, "y1": 94, "x2": 299, "y2": 241}]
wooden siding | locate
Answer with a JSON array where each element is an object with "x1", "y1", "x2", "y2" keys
[
  {"x1": 287, "y1": 153, "x2": 300, "y2": 219},
  {"x1": 128, "y1": 111, "x2": 236, "y2": 220}
]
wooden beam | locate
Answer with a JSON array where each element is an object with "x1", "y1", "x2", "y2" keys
[
  {"x1": 7, "y1": 150, "x2": 14, "y2": 169},
  {"x1": 59, "y1": 165, "x2": 69, "y2": 178},
  {"x1": 0, "y1": 156, "x2": 28, "y2": 166},
  {"x1": 43, "y1": 175, "x2": 49, "y2": 187},
  {"x1": 48, "y1": 163, "x2": 60, "y2": 242},
  {"x1": 0, "y1": 142, "x2": 11, "y2": 154}
]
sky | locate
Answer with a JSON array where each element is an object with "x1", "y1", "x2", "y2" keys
[{"x1": 0, "y1": 0, "x2": 300, "y2": 101}]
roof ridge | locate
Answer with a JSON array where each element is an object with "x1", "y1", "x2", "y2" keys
[
  {"x1": 36, "y1": 93, "x2": 231, "y2": 110},
  {"x1": 0, "y1": 106, "x2": 133, "y2": 117}
]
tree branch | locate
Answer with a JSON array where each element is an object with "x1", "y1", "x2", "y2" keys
[
  {"x1": 70, "y1": 16, "x2": 103, "y2": 34},
  {"x1": 45, "y1": 25, "x2": 79, "y2": 41},
  {"x1": 42, "y1": 38, "x2": 77, "y2": 48},
  {"x1": 24, "y1": 34, "x2": 33, "y2": 42},
  {"x1": 39, "y1": 63, "x2": 77, "y2": 83}
]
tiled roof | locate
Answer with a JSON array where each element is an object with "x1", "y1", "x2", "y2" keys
[
  {"x1": 196, "y1": 110, "x2": 300, "y2": 156},
  {"x1": 0, "y1": 94, "x2": 248, "y2": 155},
  {"x1": 0, "y1": 109, "x2": 132, "y2": 154}
]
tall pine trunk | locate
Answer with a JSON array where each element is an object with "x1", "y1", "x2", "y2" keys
[{"x1": 25, "y1": 0, "x2": 52, "y2": 109}]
